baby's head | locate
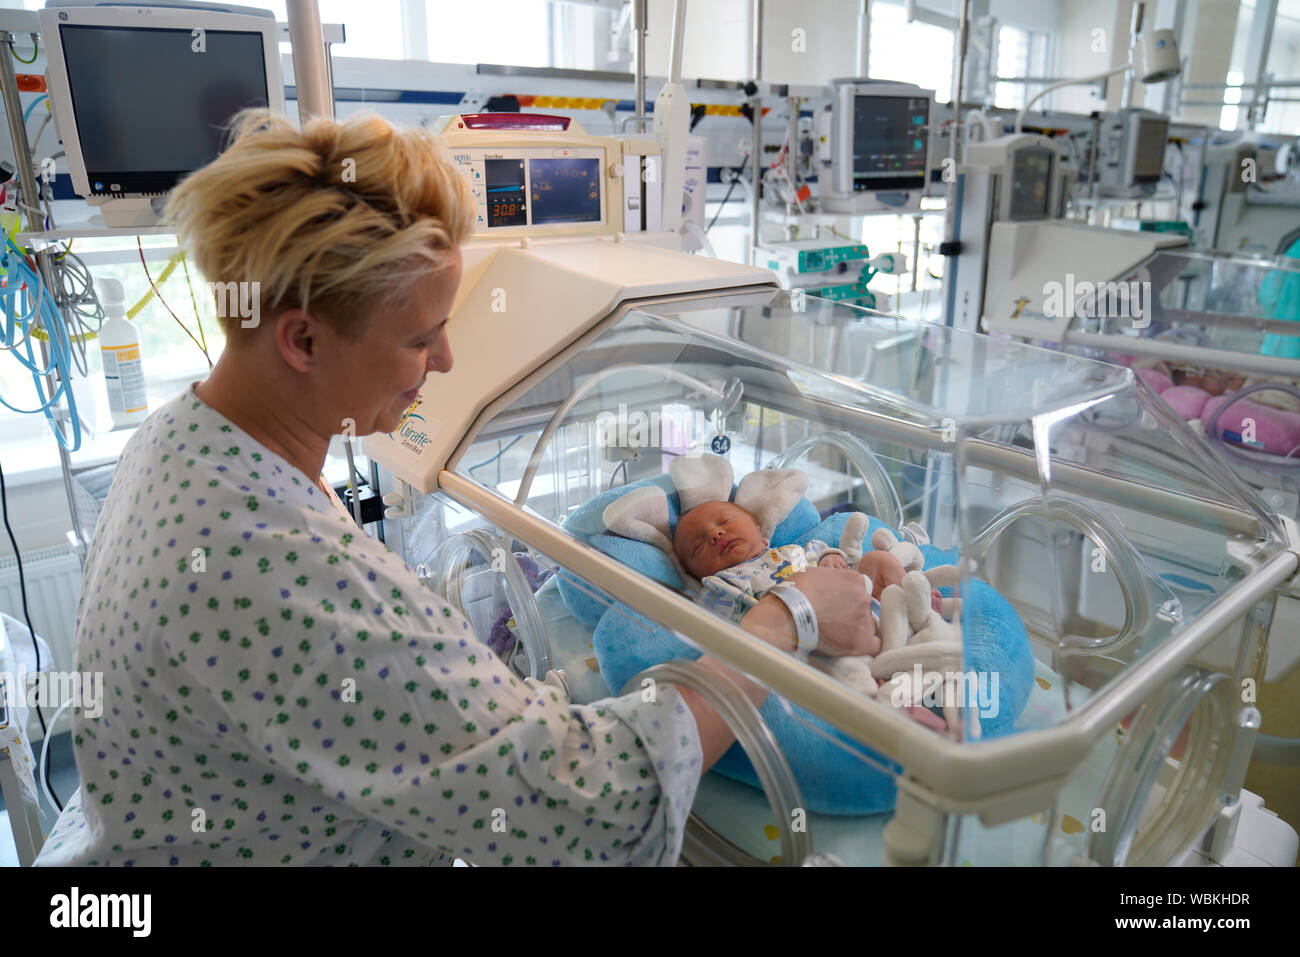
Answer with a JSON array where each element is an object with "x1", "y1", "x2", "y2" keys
[{"x1": 673, "y1": 500, "x2": 768, "y2": 579}]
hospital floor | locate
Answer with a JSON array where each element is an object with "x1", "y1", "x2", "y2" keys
[
  {"x1": 1245, "y1": 667, "x2": 1300, "y2": 866},
  {"x1": 0, "y1": 731, "x2": 79, "y2": 867}
]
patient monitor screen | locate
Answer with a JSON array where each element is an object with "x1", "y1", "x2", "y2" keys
[
  {"x1": 58, "y1": 25, "x2": 269, "y2": 192},
  {"x1": 529, "y1": 158, "x2": 601, "y2": 224},
  {"x1": 1009, "y1": 147, "x2": 1054, "y2": 220},
  {"x1": 851, "y1": 95, "x2": 929, "y2": 191}
]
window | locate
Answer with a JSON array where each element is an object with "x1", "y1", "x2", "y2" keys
[
  {"x1": 1221, "y1": 71, "x2": 1244, "y2": 132},
  {"x1": 1217, "y1": 0, "x2": 1256, "y2": 131},
  {"x1": 246, "y1": 1, "x2": 407, "y2": 60},
  {"x1": 994, "y1": 25, "x2": 1050, "y2": 111},
  {"x1": 868, "y1": 1, "x2": 954, "y2": 103},
  {"x1": 423, "y1": 0, "x2": 553, "y2": 68}
]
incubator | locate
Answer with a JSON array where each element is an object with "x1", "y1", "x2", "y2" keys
[
  {"x1": 1001, "y1": 247, "x2": 1300, "y2": 375},
  {"x1": 369, "y1": 283, "x2": 1299, "y2": 867},
  {"x1": 996, "y1": 247, "x2": 1300, "y2": 548},
  {"x1": 961, "y1": 129, "x2": 1300, "y2": 564}
]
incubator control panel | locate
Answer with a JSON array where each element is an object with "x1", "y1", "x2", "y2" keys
[
  {"x1": 450, "y1": 147, "x2": 606, "y2": 231},
  {"x1": 433, "y1": 114, "x2": 635, "y2": 240}
]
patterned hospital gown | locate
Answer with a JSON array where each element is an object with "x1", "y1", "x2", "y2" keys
[
  {"x1": 696, "y1": 542, "x2": 842, "y2": 624},
  {"x1": 35, "y1": 386, "x2": 702, "y2": 866}
]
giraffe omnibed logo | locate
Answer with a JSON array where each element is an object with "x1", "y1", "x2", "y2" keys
[{"x1": 392, "y1": 395, "x2": 431, "y2": 453}]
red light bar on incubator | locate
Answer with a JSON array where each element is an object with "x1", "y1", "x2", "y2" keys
[{"x1": 457, "y1": 113, "x2": 572, "y2": 131}]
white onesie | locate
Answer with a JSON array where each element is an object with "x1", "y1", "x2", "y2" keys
[{"x1": 694, "y1": 540, "x2": 847, "y2": 623}]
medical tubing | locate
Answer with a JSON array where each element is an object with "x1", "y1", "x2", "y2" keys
[
  {"x1": 47, "y1": 245, "x2": 105, "y2": 360},
  {"x1": 1205, "y1": 382, "x2": 1300, "y2": 473},
  {"x1": 0, "y1": 237, "x2": 82, "y2": 449},
  {"x1": 969, "y1": 497, "x2": 1150, "y2": 655},
  {"x1": 770, "y1": 430, "x2": 904, "y2": 529},
  {"x1": 342, "y1": 438, "x2": 363, "y2": 527},
  {"x1": 10, "y1": 38, "x2": 37, "y2": 64},
  {"x1": 38, "y1": 697, "x2": 77, "y2": 816},
  {"x1": 22, "y1": 93, "x2": 46, "y2": 124},
  {"x1": 621, "y1": 659, "x2": 813, "y2": 866},
  {"x1": 427, "y1": 527, "x2": 552, "y2": 678},
  {"x1": 514, "y1": 364, "x2": 730, "y2": 506},
  {"x1": 0, "y1": 454, "x2": 60, "y2": 810}
]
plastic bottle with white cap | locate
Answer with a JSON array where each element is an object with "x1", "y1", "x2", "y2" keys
[{"x1": 97, "y1": 276, "x2": 148, "y2": 427}]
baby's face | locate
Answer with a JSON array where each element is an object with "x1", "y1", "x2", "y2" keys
[{"x1": 674, "y1": 501, "x2": 767, "y2": 579}]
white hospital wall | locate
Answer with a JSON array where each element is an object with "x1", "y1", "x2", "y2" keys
[
  {"x1": 1057, "y1": 0, "x2": 1120, "y2": 115},
  {"x1": 1178, "y1": 0, "x2": 1243, "y2": 128}
]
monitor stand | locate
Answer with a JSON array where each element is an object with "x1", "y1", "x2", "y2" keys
[{"x1": 88, "y1": 196, "x2": 165, "y2": 229}]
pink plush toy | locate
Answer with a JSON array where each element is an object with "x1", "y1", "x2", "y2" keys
[
  {"x1": 1159, "y1": 385, "x2": 1211, "y2": 422},
  {"x1": 1135, "y1": 366, "x2": 1173, "y2": 394},
  {"x1": 1203, "y1": 394, "x2": 1300, "y2": 456}
]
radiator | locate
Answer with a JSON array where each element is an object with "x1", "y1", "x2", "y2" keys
[{"x1": 0, "y1": 544, "x2": 81, "y2": 674}]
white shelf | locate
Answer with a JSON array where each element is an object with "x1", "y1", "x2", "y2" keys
[{"x1": 17, "y1": 223, "x2": 176, "y2": 246}]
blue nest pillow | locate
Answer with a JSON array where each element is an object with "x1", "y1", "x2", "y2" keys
[{"x1": 557, "y1": 475, "x2": 1034, "y2": 816}]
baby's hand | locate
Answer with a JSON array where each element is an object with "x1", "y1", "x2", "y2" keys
[
  {"x1": 817, "y1": 553, "x2": 848, "y2": 570},
  {"x1": 857, "y1": 550, "x2": 905, "y2": 597},
  {"x1": 902, "y1": 706, "x2": 949, "y2": 734}
]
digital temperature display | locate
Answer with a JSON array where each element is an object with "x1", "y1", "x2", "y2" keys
[
  {"x1": 485, "y1": 158, "x2": 527, "y2": 228},
  {"x1": 529, "y1": 157, "x2": 600, "y2": 224}
]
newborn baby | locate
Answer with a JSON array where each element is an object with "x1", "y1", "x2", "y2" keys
[
  {"x1": 601, "y1": 453, "x2": 966, "y2": 736},
  {"x1": 673, "y1": 500, "x2": 949, "y2": 732},
  {"x1": 673, "y1": 500, "x2": 925, "y2": 634}
]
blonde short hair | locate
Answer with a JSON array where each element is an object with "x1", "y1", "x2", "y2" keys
[{"x1": 165, "y1": 108, "x2": 472, "y2": 340}]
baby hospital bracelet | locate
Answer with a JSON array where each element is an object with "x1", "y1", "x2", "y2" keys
[{"x1": 771, "y1": 583, "x2": 818, "y2": 658}]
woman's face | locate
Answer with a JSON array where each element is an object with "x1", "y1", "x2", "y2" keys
[{"x1": 316, "y1": 250, "x2": 463, "y2": 437}]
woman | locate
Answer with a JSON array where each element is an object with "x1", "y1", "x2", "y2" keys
[{"x1": 35, "y1": 110, "x2": 875, "y2": 866}]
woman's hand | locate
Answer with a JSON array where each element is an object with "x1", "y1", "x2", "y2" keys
[
  {"x1": 787, "y1": 568, "x2": 878, "y2": 657},
  {"x1": 741, "y1": 569, "x2": 878, "y2": 658}
]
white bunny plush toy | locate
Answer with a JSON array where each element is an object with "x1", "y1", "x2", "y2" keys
[{"x1": 602, "y1": 452, "x2": 972, "y2": 738}]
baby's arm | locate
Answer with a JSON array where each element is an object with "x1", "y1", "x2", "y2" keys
[
  {"x1": 804, "y1": 539, "x2": 849, "y2": 569},
  {"x1": 697, "y1": 573, "x2": 760, "y2": 625}
]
